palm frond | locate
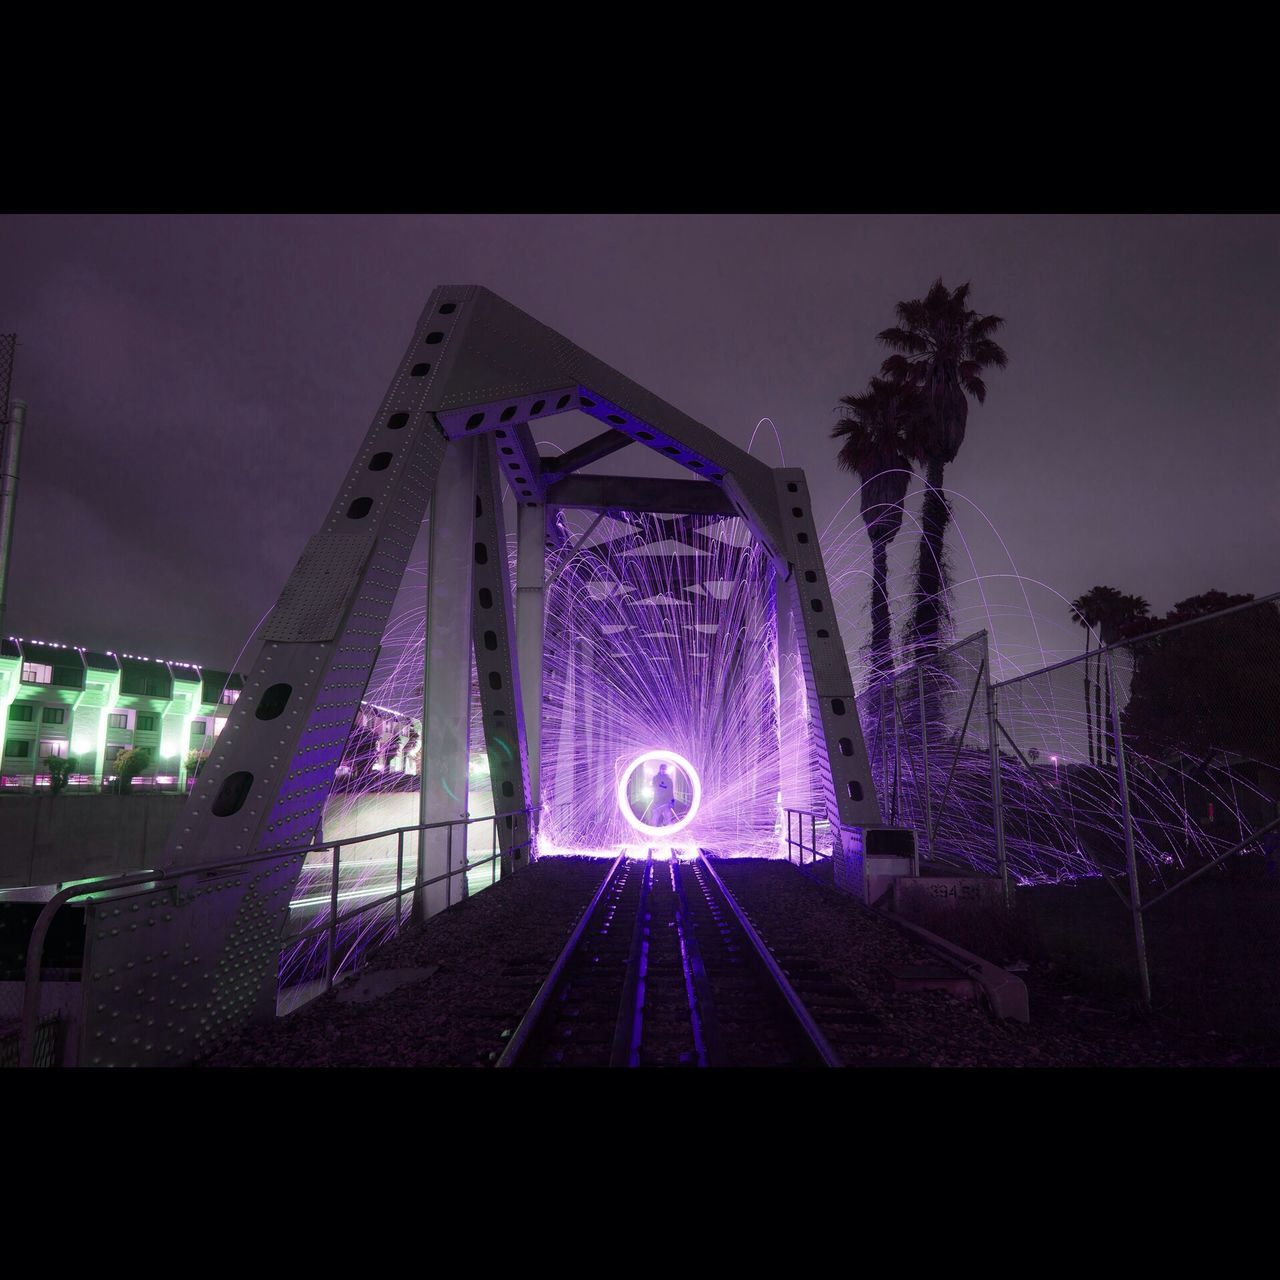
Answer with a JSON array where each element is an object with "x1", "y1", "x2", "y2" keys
[
  {"x1": 969, "y1": 337, "x2": 1009, "y2": 369},
  {"x1": 876, "y1": 326, "x2": 929, "y2": 355}
]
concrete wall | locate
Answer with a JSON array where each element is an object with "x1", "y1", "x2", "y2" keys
[{"x1": 0, "y1": 795, "x2": 189, "y2": 887}]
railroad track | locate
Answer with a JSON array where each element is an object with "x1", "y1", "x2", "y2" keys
[{"x1": 497, "y1": 852, "x2": 863, "y2": 1068}]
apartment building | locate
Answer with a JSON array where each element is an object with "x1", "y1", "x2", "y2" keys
[{"x1": 1, "y1": 635, "x2": 419, "y2": 791}]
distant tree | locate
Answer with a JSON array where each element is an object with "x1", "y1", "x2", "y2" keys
[
  {"x1": 1122, "y1": 592, "x2": 1280, "y2": 770},
  {"x1": 878, "y1": 279, "x2": 1008, "y2": 658},
  {"x1": 832, "y1": 377, "x2": 925, "y2": 679},
  {"x1": 184, "y1": 748, "x2": 209, "y2": 778},
  {"x1": 44, "y1": 754, "x2": 78, "y2": 795},
  {"x1": 1028, "y1": 747, "x2": 1041, "y2": 764},
  {"x1": 111, "y1": 746, "x2": 152, "y2": 794}
]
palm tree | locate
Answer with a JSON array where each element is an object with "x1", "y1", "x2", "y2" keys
[
  {"x1": 832, "y1": 377, "x2": 924, "y2": 681},
  {"x1": 1071, "y1": 587, "x2": 1150, "y2": 767},
  {"x1": 878, "y1": 279, "x2": 1008, "y2": 658}
]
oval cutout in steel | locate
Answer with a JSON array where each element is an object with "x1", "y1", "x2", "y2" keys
[
  {"x1": 347, "y1": 497, "x2": 373, "y2": 519},
  {"x1": 212, "y1": 771, "x2": 254, "y2": 817},
  {"x1": 255, "y1": 683, "x2": 292, "y2": 721}
]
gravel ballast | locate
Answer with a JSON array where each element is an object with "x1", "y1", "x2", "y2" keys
[
  {"x1": 201, "y1": 853, "x2": 1267, "y2": 1068},
  {"x1": 716, "y1": 859, "x2": 1270, "y2": 1067},
  {"x1": 202, "y1": 857, "x2": 610, "y2": 1068}
]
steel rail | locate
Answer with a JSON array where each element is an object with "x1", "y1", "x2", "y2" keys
[
  {"x1": 696, "y1": 852, "x2": 843, "y2": 1068},
  {"x1": 671, "y1": 857, "x2": 718, "y2": 1068},
  {"x1": 494, "y1": 854, "x2": 625, "y2": 1068},
  {"x1": 611, "y1": 854, "x2": 654, "y2": 1067}
]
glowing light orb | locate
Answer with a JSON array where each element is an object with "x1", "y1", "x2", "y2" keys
[{"x1": 616, "y1": 750, "x2": 702, "y2": 839}]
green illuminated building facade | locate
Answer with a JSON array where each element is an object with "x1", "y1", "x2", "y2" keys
[
  {"x1": 1, "y1": 635, "x2": 423, "y2": 792},
  {"x1": 0, "y1": 636, "x2": 244, "y2": 790}
]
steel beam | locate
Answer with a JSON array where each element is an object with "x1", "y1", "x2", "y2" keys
[
  {"x1": 539, "y1": 428, "x2": 633, "y2": 484},
  {"x1": 546, "y1": 473, "x2": 735, "y2": 517},
  {"x1": 415, "y1": 286, "x2": 788, "y2": 551},
  {"x1": 471, "y1": 437, "x2": 533, "y2": 874},
  {"x1": 773, "y1": 468, "x2": 881, "y2": 898},
  {"x1": 417, "y1": 436, "x2": 477, "y2": 917}
]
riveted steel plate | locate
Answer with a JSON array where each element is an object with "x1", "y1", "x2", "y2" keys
[
  {"x1": 78, "y1": 854, "x2": 303, "y2": 1068},
  {"x1": 263, "y1": 530, "x2": 377, "y2": 642}
]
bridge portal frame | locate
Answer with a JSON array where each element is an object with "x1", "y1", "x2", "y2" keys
[{"x1": 72, "y1": 286, "x2": 882, "y2": 1066}]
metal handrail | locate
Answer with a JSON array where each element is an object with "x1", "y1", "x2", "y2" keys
[
  {"x1": 20, "y1": 806, "x2": 539, "y2": 1067},
  {"x1": 784, "y1": 807, "x2": 830, "y2": 867}
]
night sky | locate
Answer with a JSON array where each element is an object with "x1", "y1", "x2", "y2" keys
[{"x1": 1, "y1": 214, "x2": 1276, "y2": 678}]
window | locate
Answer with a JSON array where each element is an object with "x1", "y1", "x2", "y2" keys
[
  {"x1": 42, "y1": 707, "x2": 66, "y2": 724},
  {"x1": 7, "y1": 704, "x2": 33, "y2": 722},
  {"x1": 108, "y1": 713, "x2": 129, "y2": 730},
  {"x1": 190, "y1": 720, "x2": 207, "y2": 737},
  {"x1": 220, "y1": 689, "x2": 240, "y2": 705},
  {"x1": 40, "y1": 739, "x2": 68, "y2": 760},
  {"x1": 4, "y1": 739, "x2": 30, "y2": 759},
  {"x1": 21, "y1": 662, "x2": 53, "y2": 684},
  {"x1": 136, "y1": 714, "x2": 157, "y2": 732}
]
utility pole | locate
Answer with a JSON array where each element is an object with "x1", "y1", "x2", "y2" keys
[{"x1": 0, "y1": 334, "x2": 23, "y2": 643}]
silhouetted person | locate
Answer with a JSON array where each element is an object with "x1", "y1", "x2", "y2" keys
[{"x1": 650, "y1": 761, "x2": 676, "y2": 826}]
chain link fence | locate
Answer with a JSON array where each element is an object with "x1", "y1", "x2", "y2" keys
[
  {"x1": 858, "y1": 630, "x2": 994, "y2": 875},
  {"x1": 858, "y1": 595, "x2": 1280, "y2": 1010}
]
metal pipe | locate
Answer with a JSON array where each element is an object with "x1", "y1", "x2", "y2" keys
[
  {"x1": 395, "y1": 829, "x2": 404, "y2": 933},
  {"x1": 1106, "y1": 648, "x2": 1152, "y2": 1009},
  {"x1": 0, "y1": 399, "x2": 28, "y2": 641},
  {"x1": 916, "y1": 664, "x2": 931, "y2": 871},
  {"x1": 325, "y1": 844, "x2": 341, "y2": 991},
  {"x1": 984, "y1": 638, "x2": 1010, "y2": 909}
]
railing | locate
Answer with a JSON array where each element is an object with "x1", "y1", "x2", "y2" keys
[
  {"x1": 784, "y1": 808, "x2": 830, "y2": 867},
  {"x1": 18, "y1": 806, "x2": 539, "y2": 1067}
]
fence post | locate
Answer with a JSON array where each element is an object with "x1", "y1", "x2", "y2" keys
[
  {"x1": 445, "y1": 823, "x2": 453, "y2": 910},
  {"x1": 891, "y1": 680, "x2": 901, "y2": 826},
  {"x1": 984, "y1": 640, "x2": 1010, "y2": 909},
  {"x1": 1106, "y1": 646, "x2": 1153, "y2": 1009},
  {"x1": 916, "y1": 664, "x2": 931, "y2": 872},
  {"x1": 395, "y1": 829, "x2": 404, "y2": 933},
  {"x1": 325, "y1": 843, "x2": 341, "y2": 992}
]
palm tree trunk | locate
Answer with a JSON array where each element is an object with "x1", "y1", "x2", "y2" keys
[
  {"x1": 911, "y1": 458, "x2": 950, "y2": 657},
  {"x1": 870, "y1": 536, "x2": 893, "y2": 678},
  {"x1": 1083, "y1": 640, "x2": 1094, "y2": 768}
]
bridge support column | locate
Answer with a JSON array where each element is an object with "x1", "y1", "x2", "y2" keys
[
  {"x1": 515, "y1": 498, "x2": 545, "y2": 817},
  {"x1": 417, "y1": 437, "x2": 477, "y2": 919}
]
